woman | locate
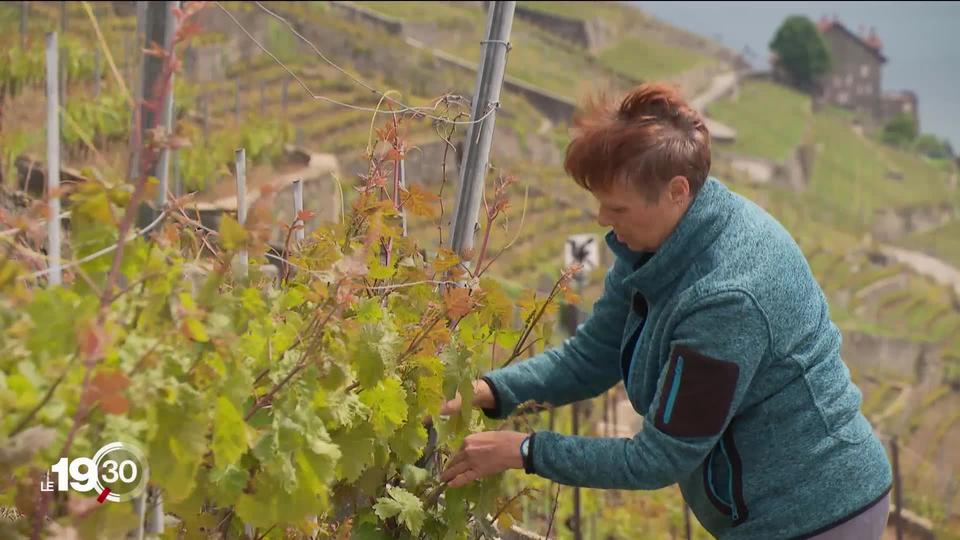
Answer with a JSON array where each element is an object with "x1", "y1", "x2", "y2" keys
[{"x1": 437, "y1": 83, "x2": 892, "y2": 539}]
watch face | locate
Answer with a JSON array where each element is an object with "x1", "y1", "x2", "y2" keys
[{"x1": 520, "y1": 437, "x2": 529, "y2": 456}]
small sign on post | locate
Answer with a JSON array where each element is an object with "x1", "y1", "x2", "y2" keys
[{"x1": 564, "y1": 233, "x2": 599, "y2": 276}]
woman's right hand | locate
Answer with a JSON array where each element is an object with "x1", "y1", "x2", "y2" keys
[{"x1": 427, "y1": 379, "x2": 496, "y2": 425}]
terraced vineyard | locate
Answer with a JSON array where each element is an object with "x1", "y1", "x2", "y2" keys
[{"x1": 3, "y1": 0, "x2": 959, "y2": 536}]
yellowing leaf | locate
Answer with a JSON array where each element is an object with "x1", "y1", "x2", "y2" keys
[
  {"x1": 212, "y1": 397, "x2": 249, "y2": 466},
  {"x1": 183, "y1": 318, "x2": 209, "y2": 342},
  {"x1": 219, "y1": 214, "x2": 248, "y2": 251},
  {"x1": 431, "y1": 248, "x2": 460, "y2": 273},
  {"x1": 359, "y1": 378, "x2": 408, "y2": 438},
  {"x1": 403, "y1": 184, "x2": 440, "y2": 218}
]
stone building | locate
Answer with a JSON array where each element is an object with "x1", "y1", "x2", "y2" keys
[{"x1": 815, "y1": 16, "x2": 920, "y2": 130}]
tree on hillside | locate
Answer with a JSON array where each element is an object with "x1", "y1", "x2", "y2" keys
[
  {"x1": 881, "y1": 113, "x2": 919, "y2": 148},
  {"x1": 914, "y1": 133, "x2": 955, "y2": 160},
  {"x1": 770, "y1": 16, "x2": 831, "y2": 91}
]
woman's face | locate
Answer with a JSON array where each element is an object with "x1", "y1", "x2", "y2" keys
[{"x1": 591, "y1": 176, "x2": 692, "y2": 253}]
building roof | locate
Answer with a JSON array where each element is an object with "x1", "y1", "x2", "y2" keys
[
  {"x1": 882, "y1": 90, "x2": 918, "y2": 104},
  {"x1": 817, "y1": 17, "x2": 888, "y2": 64}
]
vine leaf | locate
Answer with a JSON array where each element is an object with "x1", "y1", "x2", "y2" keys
[{"x1": 373, "y1": 485, "x2": 425, "y2": 535}]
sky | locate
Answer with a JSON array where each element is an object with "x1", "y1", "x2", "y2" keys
[{"x1": 632, "y1": 1, "x2": 960, "y2": 149}]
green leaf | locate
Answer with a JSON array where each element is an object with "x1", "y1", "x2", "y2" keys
[
  {"x1": 184, "y1": 318, "x2": 209, "y2": 343},
  {"x1": 359, "y1": 378, "x2": 408, "y2": 438},
  {"x1": 355, "y1": 298, "x2": 384, "y2": 323},
  {"x1": 149, "y1": 398, "x2": 208, "y2": 503},
  {"x1": 318, "y1": 391, "x2": 370, "y2": 429},
  {"x1": 208, "y1": 464, "x2": 250, "y2": 505},
  {"x1": 241, "y1": 287, "x2": 268, "y2": 317},
  {"x1": 212, "y1": 397, "x2": 249, "y2": 467},
  {"x1": 374, "y1": 485, "x2": 425, "y2": 535},
  {"x1": 401, "y1": 464, "x2": 429, "y2": 489},
  {"x1": 390, "y1": 418, "x2": 428, "y2": 465},
  {"x1": 368, "y1": 258, "x2": 396, "y2": 280},
  {"x1": 279, "y1": 285, "x2": 306, "y2": 310},
  {"x1": 219, "y1": 214, "x2": 248, "y2": 251},
  {"x1": 330, "y1": 424, "x2": 376, "y2": 483}
]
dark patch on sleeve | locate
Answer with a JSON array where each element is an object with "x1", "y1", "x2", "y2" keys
[{"x1": 654, "y1": 345, "x2": 740, "y2": 438}]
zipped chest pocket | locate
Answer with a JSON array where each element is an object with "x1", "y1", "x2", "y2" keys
[{"x1": 703, "y1": 430, "x2": 749, "y2": 526}]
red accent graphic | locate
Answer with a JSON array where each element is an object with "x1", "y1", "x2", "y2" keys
[{"x1": 97, "y1": 488, "x2": 111, "y2": 503}]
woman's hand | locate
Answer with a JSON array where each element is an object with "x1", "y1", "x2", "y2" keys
[
  {"x1": 439, "y1": 431, "x2": 527, "y2": 487},
  {"x1": 424, "y1": 379, "x2": 496, "y2": 426}
]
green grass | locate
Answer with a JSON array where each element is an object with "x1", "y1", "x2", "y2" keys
[
  {"x1": 802, "y1": 109, "x2": 957, "y2": 234},
  {"x1": 517, "y1": 0, "x2": 648, "y2": 26},
  {"x1": 352, "y1": 1, "x2": 483, "y2": 25},
  {"x1": 352, "y1": 1, "x2": 623, "y2": 98},
  {"x1": 706, "y1": 80, "x2": 811, "y2": 161},
  {"x1": 597, "y1": 36, "x2": 710, "y2": 83}
]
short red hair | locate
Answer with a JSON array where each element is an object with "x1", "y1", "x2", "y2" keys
[{"x1": 563, "y1": 83, "x2": 711, "y2": 201}]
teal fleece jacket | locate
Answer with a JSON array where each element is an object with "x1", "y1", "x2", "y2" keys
[{"x1": 481, "y1": 177, "x2": 892, "y2": 539}]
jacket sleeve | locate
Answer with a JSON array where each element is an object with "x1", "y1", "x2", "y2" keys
[
  {"x1": 478, "y1": 259, "x2": 633, "y2": 419},
  {"x1": 526, "y1": 290, "x2": 770, "y2": 489}
]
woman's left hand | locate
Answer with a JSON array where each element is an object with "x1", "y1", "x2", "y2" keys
[{"x1": 440, "y1": 431, "x2": 528, "y2": 488}]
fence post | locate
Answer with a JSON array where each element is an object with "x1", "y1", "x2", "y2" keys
[
  {"x1": 235, "y1": 148, "x2": 248, "y2": 279},
  {"x1": 293, "y1": 178, "x2": 304, "y2": 243},
  {"x1": 891, "y1": 436, "x2": 903, "y2": 540},
  {"x1": 156, "y1": 1, "x2": 178, "y2": 209},
  {"x1": 58, "y1": 1, "x2": 67, "y2": 121},
  {"x1": 448, "y1": 1, "x2": 514, "y2": 261},
  {"x1": 147, "y1": 490, "x2": 164, "y2": 535},
  {"x1": 45, "y1": 32, "x2": 62, "y2": 286}
]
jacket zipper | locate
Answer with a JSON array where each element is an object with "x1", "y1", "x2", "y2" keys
[
  {"x1": 663, "y1": 356, "x2": 684, "y2": 424},
  {"x1": 719, "y1": 438, "x2": 740, "y2": 521}
]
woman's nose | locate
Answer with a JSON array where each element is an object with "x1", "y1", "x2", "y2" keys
[{"x1": 597, "y1": 209, "x2": 611, "y2": 228}]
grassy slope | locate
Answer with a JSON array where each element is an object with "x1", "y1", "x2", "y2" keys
[
  {"x1": 707, "y1": 80, "x2": 811, "y2": 161},
  {"x1": 598, "y1": 37, "x2": 711, "y2": 83},
  {"x1": 711, "y1": 82, "x2": 957, "y2": 238},
  {"x1": 354, "y1": 0, "x2": 711, "y2": 95}
]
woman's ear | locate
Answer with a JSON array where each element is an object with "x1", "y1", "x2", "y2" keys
[{"x1": 668, "y1": 175, "x2": 690, "y2": 205}]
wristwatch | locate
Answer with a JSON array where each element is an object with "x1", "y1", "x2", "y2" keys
[{"x1": 519, "y1": 434, "x2": 535, "y2": 474}]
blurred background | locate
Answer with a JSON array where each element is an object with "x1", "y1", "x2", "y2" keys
[{"x1": 1, "y1": 1, "x2": 958, "y2": 538}]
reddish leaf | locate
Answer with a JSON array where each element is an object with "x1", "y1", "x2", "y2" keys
[
  {"x1": 443, "y1": 287, "x2": 475, "y2": 320},
  {"x1": 77, "y1": 323, "x2": 108, "y2": 363},
  {"x1": 99, "y1": 394, "x2": 130, "y2": 415},
  {"x1": 92, "y1": 370, "x2": 131, "y2": 395}
]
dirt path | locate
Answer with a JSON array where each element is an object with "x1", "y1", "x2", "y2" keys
[{"x1": 878, "y1": 244, "x2": 960, "y2": 297}]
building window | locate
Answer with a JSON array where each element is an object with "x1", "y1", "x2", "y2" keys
[
  {"x1": 837, "y1": 92, "x2": 849, "y2": 104},
  {"x1": 904, "y1": 102, "x2": 913, "y2": 112},
  {"x1": 861, "y1": 64, "x2": 871, "y2": 78},
  {"x1": 846, "y1": 74, "x2": 854, "y2": 86}
]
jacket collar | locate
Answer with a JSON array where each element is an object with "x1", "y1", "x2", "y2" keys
[{"x1": 604, "y1": 177, "x2": 735, "y2": 299}]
